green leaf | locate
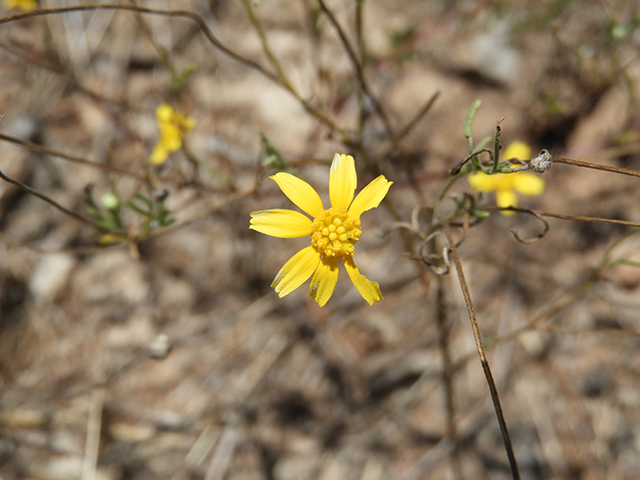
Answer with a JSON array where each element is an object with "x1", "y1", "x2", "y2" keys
[
  {"x1": 492, "y1": 124, "x2": 502, "y2": 174},
  {"x1": 389, "y1": 25, "x2": 417, "y2": 49},
  {"x1": 260, "y1": 131, "x2": 289, "y2": 172},
  {"x1": 475, "y1": 136, "x2": 492, "y2": 151},
  {"x1": 495, "y1": 163, "x2": 516, "y2": 173},
  {"x1": 472, "y1": 209, "x2": 490, "y2": 219},
  {"x1": 464, "y1": 100, "x2": 482, "y2": 140},
  {"x1": 170, "y1": 65, "x2": 197, "y2": 91},
  {"x1": 134, "y1": 192, "x2": 153, "y2": 209},
  {"x1": 126, "y1": 201, "x2": 153, "y2": 218},
  {"x1": 608, "y1": 259, "x2": 640, "y2": 269}
]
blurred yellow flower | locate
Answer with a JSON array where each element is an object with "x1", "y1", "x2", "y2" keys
[
  {"x1": 150, "y1": 103, "x2": 196, "y2": 165},
  {"x1": 250, "y1": 154, "x2": 392, "y2": 306},
  {"x1": 3, "y1": 0, "x2": 36, "y2": 10},
  {"x1": 468, "y1": 141, "x2": 545, "y2": 216}
]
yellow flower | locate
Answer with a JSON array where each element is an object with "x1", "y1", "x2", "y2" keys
[
  {"x1": 250, "y1": 154, "x2": 393, "y2": 306},
  {"x1": 149, "y1": 103, "x2": 196, "y2": 165},
  {"x1": 3, "y1": 0, "x2": 36, "y2": 10},
  {"x1": 468, "y1": 141, "x2": 545, "y2": 216}
]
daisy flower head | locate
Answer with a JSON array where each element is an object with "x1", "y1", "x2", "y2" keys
[
  {"x1": 3, "y1": 0, "x2": 37, "y2": 11},
  {"x1": 250, "y1": 154, "x2": 393, "y2": 307},
  {"x1": 149, "y1": 103, "x2": 196, "y2": 165},
  {"x1": 468, "y1": 141, "x2": 545, "y2": 216}
]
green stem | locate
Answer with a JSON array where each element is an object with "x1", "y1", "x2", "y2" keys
[
  {"x1": 491, "y1": 123, "x2": 501, "y2": 174},
  {"x1": 239, "y1": 0, "x2": 296, "y2": 93}
]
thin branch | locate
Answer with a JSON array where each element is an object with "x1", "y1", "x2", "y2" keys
[
  {"x1": 148, "y1": 186, "x2": 256, "y2": 238},
  {"x1": 1, "y1": 4, "x2": 346, "y2": 136},
  {"x1": 491, "y1": 120, "x2": 502, "y2": 174},
  {"x1": 446, "y1": 231, "x2": 640, "y2": 395},
  {"x1": 449, "y1": 148, "x2": 493, "y2": 176},
  {"x1": 492, "y1": 206, "x2": 640, "y2": 229},
  {"x1": 536, "y1": 210, "x2": 640, "y2": 227},
  {"x1": 435, "y1": 276, "x2": 462, "y2": 479},
  {"x1": 238, "y1": 0, "x2": 349, "y2": 136},
  {"x1": 398, "y1": 90, "x2": 440, "y2": 141},
  {"x1": 509, "y1": 210, "x2": 550, "y2": 243},
  {"x1": 316, "y1": 0, "x2": 396, "y2": 143},
  {"x1": 0, "y1": 133, "x2": 146, "y2": 180},
  {"x1": 355, "y1": 0, "x2": 366, "y2": 67},
  {"x1": 445, "y1": 229, "x2": 521, "y2": 480},
  {"x1": 492, "y1": 230, "x2": 640, "y2": 346},
  {"x1": 238, "y1": 0, "x2": 294, "y2": 93},
  {"x1": 0, "y1": 40, "x2": 126, "y2": 109},
  {"x1": 537, "y1": 324, "x2": 640, "y2": 337},
  {"x1": 0, "y1": 5, "x2": 280, "y2": 83},
  {"x1": 0, "y1": 231, "x2": 125, "y2": 255},
  {"x1": 0, "y1": 168, "x2": 111, "y2": 231},
  {"x1": 553, "y1": 157, "x2": 640, "y2": 178}
]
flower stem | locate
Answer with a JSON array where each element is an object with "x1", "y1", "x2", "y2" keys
[
  {"x1": 491, "y1": 121, "x2": 502, "y2": 174},
  {"x1": 445, "y1": 229, "x2": 522, "y2": 480},
  {"x1": 554, "y1": 157, "x2": 640, "y2": 178}
]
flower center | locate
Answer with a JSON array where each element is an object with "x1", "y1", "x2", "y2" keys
[{"x1": 310, "y1": 207, "x2": 362, "y2": 258}]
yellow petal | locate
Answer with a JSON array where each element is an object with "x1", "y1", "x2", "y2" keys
[
  {"x1": 329, "y1": 153, "x2": 357, "y2": 210},
  {"x1": 496, "y1": 188, "x2": 517, "y2": 208},
  {"x1": 343, "y1": 256, "x2": 382, "y2": 306},
  {"x1": 496, "y1": 188, "x2": 517, "y2": 216},
  {"x1": 183, "y1": 116, "x2": 197, "y2": 130},
  {"x1": 468, "y1": 172, "x2": 500, "y2": 192},
  {"x1": 250, "y1": 209, "x2": 312, "y2": 238},
  {"x1": 512, "y1": 172, "x2": 545, "y2": 196},
  {"x1": 150, "y1": 143, "x2": 170, "y2": 164},
  {"x1": 4, "y1": 0, "x2": 37, "y2": 10},
  {"x1": 348, "y1": 175, "x2": 392, "y2": 219},
  {"x1": 270, "y1": 173, "x2": 324, "y2": 218},
  {"x1": 156, "y1": 103, "x2": 174, "y2": 122},
  {"x1": 309, "y1": 256, "x2": 339, "y2": 306},
  {"x1": 161, "y1": 124, "x2": 183, "y2": 152},
  {"x1": 503, "y1": 140, "x2": 532, "y2": 161},
  {"x1": 271, "y1": 246, "x2": 321, "y2": 297},
  {"x1": 98, "y1": 233, "x2": 128, "y2": 245}
]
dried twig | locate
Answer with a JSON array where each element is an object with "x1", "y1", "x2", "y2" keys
[
  {"x1": 0, "y1": 133, "x2": 145, "y2": 180},
  {"x1": 398, "y1": 91, "x2": 441, "y2": 141},
  {"x1": 553, "y1": 156, "x2": 640, "y2": 178},
  {"x1": 445, "y1": 228, "x2": 521, "y2": 480},
  {"x1": 492, "y1": 206, "x2": 640, "y2": 229},
  {"x1": 80, "y1": 388, "x2": 105, "y2": 480},
  {"x1": 1, "y1": 4, "x2": 346, "y2": 136},
  {"x1": 435, "y1": 276, "x2": 462, "y2": 478},
  {"x1": 0, "y1": 5, "x2": 279, "y2": 84},
  {"x1": 0, "y1": 168, "x2": 111, "y2": 231},
  {"x1": 316, "y1": 0, "x2": 396, "y2": 143},
  {"x1": 148, "y1": 186, "x2": 256, "y2": 238}
]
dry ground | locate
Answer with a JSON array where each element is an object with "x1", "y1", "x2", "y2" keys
[{"x1": 1, "y1": 1, "x2": 640, "y2": 479}]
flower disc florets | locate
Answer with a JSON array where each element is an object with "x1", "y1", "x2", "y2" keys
[{"x1": 310, "y1": 207, "x2": 361, "y2": 258}]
